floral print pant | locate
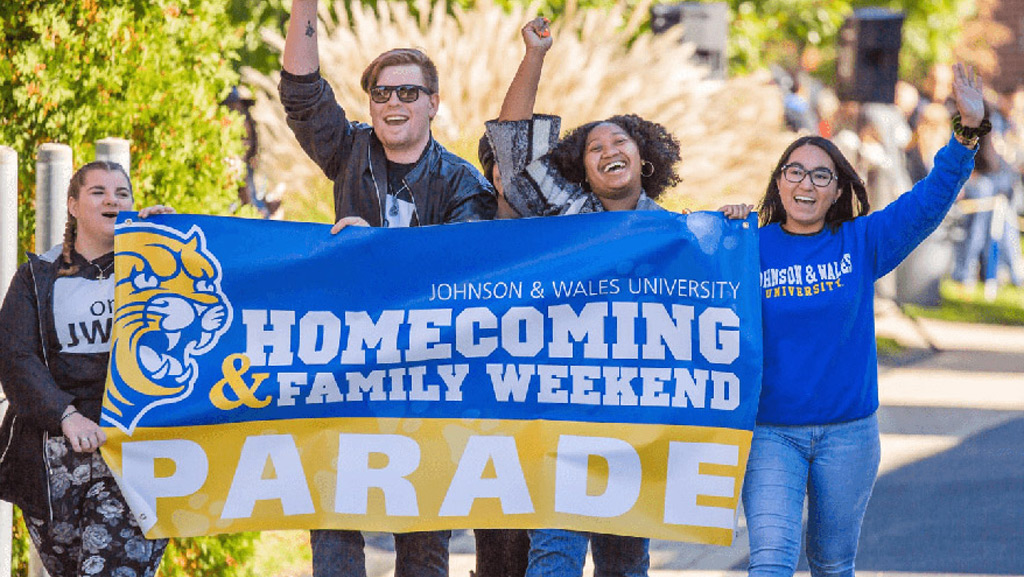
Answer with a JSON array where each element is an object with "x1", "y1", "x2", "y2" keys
[{"x1": 25, "y1": 437, "x2": 168, "y2": 577}]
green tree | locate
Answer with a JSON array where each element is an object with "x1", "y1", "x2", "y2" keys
[
  {"x1": 0, "y1": 0, "x2": 246, "y2": 258},
  {"x1": 727, "y1": 0, "x2": 851, "y2": 75},
  {"x1": 161, "y1": 533, "x2": 259, "y2": 577},
  {"x1": 719, "y1": 0, "x2": 977, "y2": 82},
  {"x1": 228, "y1": 0, "x2": 289, "y2": 74},
  {"x1": 10, "y1": 507, "x2": 29, "y2": 577},
  {"x1": 855, "y1": 0, "x2": 978, "y2": 84},
  {"x1": 234, "y1": 0, "x2": 973, "y2": 86}
]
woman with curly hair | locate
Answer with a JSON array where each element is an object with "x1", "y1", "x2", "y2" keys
[
  {"x1": 481, "y1": 18, "x2": 689, "y2": 577},
  {"x1": 0, "y1": 161, "x2": 173, "y2": 577},
  {"x1": 485, "y1": 19, "x2": 680, "y2": 219}
]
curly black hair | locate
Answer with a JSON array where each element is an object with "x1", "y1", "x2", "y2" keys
[
  {"x1": 758, "y1": 135, "x2": 870, "y2": 232},
  {"x1": 547, "y1": 114, "x2": 681, "y2": 199}
]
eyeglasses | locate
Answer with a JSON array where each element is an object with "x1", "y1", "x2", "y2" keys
[
  {"x1": 369, "y1": 84, "x2": 433, "y2": 104},
  {"x1": 780, "y1": 163, "x2": 835, "y2": 187}
]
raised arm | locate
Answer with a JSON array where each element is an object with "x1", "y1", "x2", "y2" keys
[
  {"x1": 283, "y1": 0, "x2": 320, "y2": 75},
  {"x1": 497, "y1": 17, "x2": 552, "y2": 121},
  {"x1": 278, "y1": 0, "x2": 357, "y2": 183},
  {"x1": 867, "y1": 63, "x2": 983, "y2": 277}
]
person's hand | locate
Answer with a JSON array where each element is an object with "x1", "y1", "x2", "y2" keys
[
  {"x1": 138, "y1": 205, "x2": 176, "y2": 218},
  {"x1": 719, "y1": 203, "x2": 754, "y2": 220},
  {"x1": 60, "y1": 407, "x2": 107, "y2": 453},
  {"x1": 522, "y1": 17, "x2": 552, "y2": 54},
  {"x1": 331, "y1": 216, "x2": 371, "y2": 234},
  {"x1": 951, "y1": 62, "x2": 984, "y2": 128}
]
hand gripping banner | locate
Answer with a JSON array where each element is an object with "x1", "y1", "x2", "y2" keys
[{"x1": 100, "y1": 210, "x2": 762, "y2": 545}]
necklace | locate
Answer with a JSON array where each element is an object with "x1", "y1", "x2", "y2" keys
[
  {"x1": 91, "y1": 259, "x2": 115, "y2": 280},
  {"x1": 388, "y1": 179, "x2": 411, "y2": 217}
]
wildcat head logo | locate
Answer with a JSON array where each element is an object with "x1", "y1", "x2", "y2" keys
[{"x1": 103, "y1": 222, "x2": 232, "y2": 434}]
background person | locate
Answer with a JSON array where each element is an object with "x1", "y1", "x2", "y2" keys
[
  {"x1": 723, "y1": 62, "x2": 984, "y2": 576},
  {"x1": 0, "y1": 161, "x2": 174, "y2": 577},
  {"x1": 951, "y1": 125, "x2": 1024, "y2": 291},
  {"x1": 222, "y1": 85, "x2": 278, "y2": 218},
  {"x1": 278, "y1": 1, "x2": 496, "y2": 575},
  {"x1": 471, "y1": 135, "x2": 531, "y2": 577}
]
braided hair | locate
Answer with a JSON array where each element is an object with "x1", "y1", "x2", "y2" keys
[{"x1": 58, "y1": 161, "x2": 133, "y2": 277}]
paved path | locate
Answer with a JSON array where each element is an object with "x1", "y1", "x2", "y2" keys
[{"x1": 365, "y1": 306, "x2": 1024, "y2": 577}]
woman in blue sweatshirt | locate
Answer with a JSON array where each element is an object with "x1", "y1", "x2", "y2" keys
[{"x1": 722, "y1": 63, "x2": 986, "y2": 576}]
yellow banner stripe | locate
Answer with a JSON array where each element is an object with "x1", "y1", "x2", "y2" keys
[{"x1": 103, "y1": 418, "x2": 750, "y2": 545}]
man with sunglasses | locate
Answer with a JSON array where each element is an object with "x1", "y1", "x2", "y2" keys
[
  {"x1": 278, "y1": 2, "x2": 495, "y2": 577},
  {"x1": 279, "y1": 0, "x2": 495, "y2": 232}
]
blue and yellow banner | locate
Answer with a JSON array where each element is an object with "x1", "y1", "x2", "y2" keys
[{"x1": 100, "y1": 210, "x2": 761, "y2": 545}]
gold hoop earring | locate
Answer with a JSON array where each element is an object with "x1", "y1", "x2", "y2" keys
[{"x1": 641, "y1": 160, "x2": 655, "y2": 178}]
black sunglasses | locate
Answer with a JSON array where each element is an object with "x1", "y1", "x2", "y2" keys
[{"x1": 369, "y1": 84, "x2": 433, "y2": 104}]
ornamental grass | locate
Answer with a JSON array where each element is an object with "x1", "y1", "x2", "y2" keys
[{"x1": 244, "y1": 0, "x2": 793, "y2": 220}]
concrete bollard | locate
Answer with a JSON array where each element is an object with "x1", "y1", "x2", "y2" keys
[
  {"x1": 0, "y1": 146, "x2": 14, "y2": 577},
  {"x1": 0, "y1": 492, "x2": 9, "y2": 577},
  {"x1": 34, "y1": 144, "x2": 73, "y2": 254},
  {"x1": 95, "y1": 137, "x2": 131, "y2": 176},
  {"x1": 1, "y1": 147, "x2": 17, "y2": 296}
]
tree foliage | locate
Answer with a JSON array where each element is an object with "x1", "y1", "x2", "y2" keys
[
  {"x1": 722, "y1": 0, "x2": 976, "y2": 83},
  {"x1": 161, "y1": 533, "x2": 259, "y2": 577},
  {"x1": 860, "y1": 0, "x2": 978, "y2": 84},
  {"x1": 233, "y1": 0, "x2": 976, "y2": 87},
  {"x1": 726, "y1": 0, "x2": 851, "y2": 74},
  {"x1": 228, "y1": 0, "x2": 290, "y2": 74},
  {"x1": 10, "y1": 507, "x2": 29, "y2": 577},
  {"x1": 0, "y1": 0, "x2": 246, "y2": 258}
]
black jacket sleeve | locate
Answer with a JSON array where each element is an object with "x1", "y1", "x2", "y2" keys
[
  {"x1": 278, "y1": 73, "x2": 360, "y2": 182},
  {"x1": 441, "y1": 154, "x2": 497, "y2": 224},
  {"x1": 0, "y1": 263, "x2": 73, "y2": 433}
]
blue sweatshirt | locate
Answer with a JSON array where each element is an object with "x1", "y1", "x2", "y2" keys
[{"x1": 757, "y1": 136, "x2": 975, "y2": 425}]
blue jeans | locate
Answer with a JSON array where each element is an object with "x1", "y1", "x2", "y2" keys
[
  {"x1": 310, "y1": 529, "x2": 450, "y2": 577},
  {"x1": 525, "y1": 529, "x2": 649, "y2": 577},
  {"x1": 742, "y1": 414, "x2": 880, "y2": 577}
]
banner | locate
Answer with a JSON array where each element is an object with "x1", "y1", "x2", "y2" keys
[{"x1": 100, "y1": 210, "x2": 761, "y2": 545}]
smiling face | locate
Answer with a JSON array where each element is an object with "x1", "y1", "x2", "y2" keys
[
  {"x1": 68, "y1": 168, "x2": 134, "y2": 248},
  {"x1": 582, "y1": 122, "x2": 644, "y2": 210},
  {"x1": 777, "y1": 144, "x2": 840, "y2": 234},
  {"x1": 368, "y1": 64, "x2": 439, "y2": 163}
]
